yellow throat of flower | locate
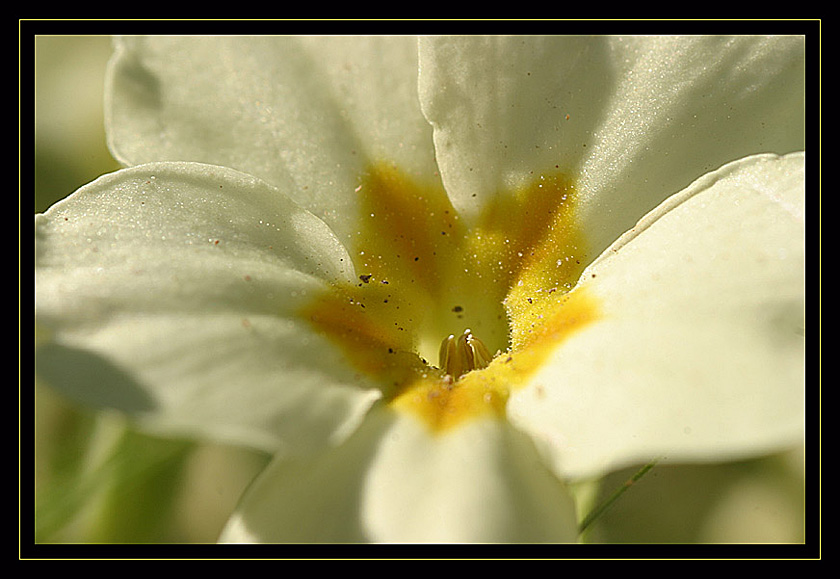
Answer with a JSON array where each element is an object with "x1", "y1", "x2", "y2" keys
[{"x1": 301, "y1": 162, "x2": 599, "y2": 433}]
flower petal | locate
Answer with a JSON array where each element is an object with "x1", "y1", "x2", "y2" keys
[
  {"x1": 507, "y1": 152, "x2": 805, "y2": 481},
  {"x1": 36, "y1": 162, "x2": 381, "y2": 454},
  {"x1": 418, "y1": 35, "x2": 804, "y2": 255},
  {"x1": 219, "y1": 407, "x2": 578, "y2": 543},
  {"x1": 577, "y1": 35, "x2": 805, "y2": 257},
  {"x1": 418, "y1": 35, "x2": 608, "y2": 220},
  {"x1": 106, "y1": 36, "x2": 437, "y2": 242}
]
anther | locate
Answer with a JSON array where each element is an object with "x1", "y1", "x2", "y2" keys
[{"x1": 438, "y1": 329, "x2": 492, "y2": 378}]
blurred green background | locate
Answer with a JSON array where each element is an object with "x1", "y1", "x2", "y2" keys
[
  {"x1": 32, "y1": 35, "x2": 806, "y2": 545},
  {"x1": 35, "y1": 36, "x2": 119, "y2": 213}
]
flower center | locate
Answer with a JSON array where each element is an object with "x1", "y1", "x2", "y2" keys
[{"x1": 300, "y1": 162, "x2": 597, "y2": 431}]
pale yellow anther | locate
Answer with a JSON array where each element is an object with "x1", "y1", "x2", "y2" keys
[{"x1": 439, "y1": 329, "x2": 492, "y2": 378}]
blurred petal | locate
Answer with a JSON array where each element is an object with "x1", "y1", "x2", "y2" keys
[
  {"x1": 418, "y1": 35, "x2": 804, "y2": 257},
  {"x1": 220, "y1": 407, "x2": 578, "y2": 543},
  {"x1": 591, "y1": 446, "x2": 804, "y2": 543},
  {"x1": 36, "y1": 162, "x2": 381, "y2": 454},
  {"x1": 507, "y1": 153, "x2": 805, "y2": 480},
  {"x1": 106, "y1": 35, "x2": 437, "y2": 242}
]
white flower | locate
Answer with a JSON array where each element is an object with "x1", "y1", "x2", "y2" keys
[{"x1": 35, "y1": 35, "x2": 805, "y2": 543}]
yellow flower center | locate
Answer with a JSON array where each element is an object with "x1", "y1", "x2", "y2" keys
[{"x1": 300, "y1": 162, "x2": 599, "y2": 432}]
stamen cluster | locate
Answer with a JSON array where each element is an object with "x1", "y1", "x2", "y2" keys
[{"x1": 438, "y1": 329, "x2": 493, "y2": 378}]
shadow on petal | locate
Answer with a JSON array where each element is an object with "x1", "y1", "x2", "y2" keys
[{"x1": 37, "y1": 342, "x2": 157, "y2": 414}]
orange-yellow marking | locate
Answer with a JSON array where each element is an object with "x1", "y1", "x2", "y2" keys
[{"x1": 300, "y1": 163, "x2": 600, "y2": 433}]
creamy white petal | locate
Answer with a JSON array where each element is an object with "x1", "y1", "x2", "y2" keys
[
  {"x1": 418, "y1": 35, "x2": 804, "y2": 256},
  {"x1": 220, "y1": 407, "x2": 578, "y2": 543},
  {"x1": 577, "y1": 35, "x2": 805, "y2": 258},
  {"x1": 36, "y1": 162, "x2": 380, "y2": 454},
  {"x1": 106, "y1": 35, "x2": 437, "y2": 243},
  {"x1": 507, "y1": 153, "x2": 805, "y2": 481},
  {"x1": 418, "y1": 35, "x2": 608, "y2": 220}
]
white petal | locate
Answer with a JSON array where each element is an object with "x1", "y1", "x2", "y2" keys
[
  {"x1": 106, "y1": 35, "x2": 436, "y2": 243},
  {"x1": 418, "y1": 35, "x2": 804, "y2": 252},
  {"x1": 507, "y1": 152, "x2": 805, "y2": 481},
  {"x1": 36, "y1": 162, "x2": 380, "y2": 454},
  {"x1": 220, "y1": 407, "x2": 578, "y2": 543},
  {"x1": 578, "y1": 35, "x2": 805, "y2": 257},
  {"x1": 418, "y1": 35, "x2": 606, "y2": 220}
]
